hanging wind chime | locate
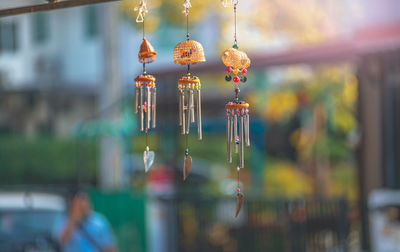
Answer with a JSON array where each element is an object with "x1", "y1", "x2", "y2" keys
[
  {"x1": 173, "y1": 0, "x2": 206, "y2": 181},
  {"x1": 134, "y1": 0, "x2": 158, "y2": 172},
  {"x1": 222, "y1": 0, "x2": 251, "y2": 217}
]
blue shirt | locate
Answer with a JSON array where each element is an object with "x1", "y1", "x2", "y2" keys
[{"x1": 53, "y1": 212, "x2": 115, "y2": 252}]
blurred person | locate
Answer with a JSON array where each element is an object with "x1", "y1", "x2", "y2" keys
[{"x1": 53, "y1": 191, "x2": 117, "y2": 252}]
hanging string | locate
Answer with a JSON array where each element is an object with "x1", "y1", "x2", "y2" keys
[
  {"x1": 186, "y1": 5, "x2": 190, "y2": 74},
  {"x1": 142, "y1": 18, "x2": 146, "y2": 74},
  {"x1": 142, "y1": 18, "x2": 145, "y2": 39},
  {"x1": 233, "y1": 1, "x2": 238, "y2": 45},
  {"x1": 186, "y1": 14, "x2": 190, "y2": 40},
  {"x1": 237, "y1": 167, "x2": 240, "y2": 188}
]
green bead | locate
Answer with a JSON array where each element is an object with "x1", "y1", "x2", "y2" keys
[{"x1": 233, "y1": 44, "x2": 239, "y2": 49}]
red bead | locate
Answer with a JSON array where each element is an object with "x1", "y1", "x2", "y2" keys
[
  {"x1": 225, "y1": 66, "x2": 232, "y2": 73},
  {"x1": 237, "y1": 188, "x2": 240, "y2": 192},
  {"x1": 226, "y1": 110, "x2": 229, "y2": 114},
  {"x1": 241, "y1": 69, "x2": 247, "y2": 74},
  {"x1": 233, "y1": 76, "x2": 240, "y2": 83},
  {"x1": 145, "y1": 128, "x2": 148, "y2": 133}
]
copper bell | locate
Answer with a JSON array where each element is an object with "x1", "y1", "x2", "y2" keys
[
  {"x1": 139, "y1": 38, "x2": 157, "y2": 64},
  {"x1": 173, "y1": 40, "x2": 206, "y2": 65}
]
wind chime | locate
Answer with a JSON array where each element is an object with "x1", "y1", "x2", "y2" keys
[
  {"x1": 222, "y1": 0, "x2": 251, "y2": 217},
  {"x1": 173, "y1": 0, "x2": 206, "y2": 180},
  {"x1": 134, "y1": 0, "x2": 157, "y2": 172}
]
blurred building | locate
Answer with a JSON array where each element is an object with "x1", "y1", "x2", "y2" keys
[{"x1": 0, "y1": 4, "x2": 104, "y2": 136}]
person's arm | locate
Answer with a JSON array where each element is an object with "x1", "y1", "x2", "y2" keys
[
  {"x1": 59, "y1": 218, "x2": 78, "y2": 244},
  {"x1": 58, "y1": 197, "x2": 84, "y2": 244}
]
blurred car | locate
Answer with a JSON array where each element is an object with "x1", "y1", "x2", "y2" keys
[{"x1": 0, "y1": 191, "x2": 66, "y2": 252}]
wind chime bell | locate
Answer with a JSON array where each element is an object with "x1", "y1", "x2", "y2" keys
[
  {"x1": 173, "y1": 40, "x2": 206, "y2": 65},
  {"x1": 173, "y1": 0, "x2": 206, "y2": 181},
  {"x1": 133, "y1": 1, "x2": 158, "y2": 172},
  {"x1": 139, "y1": 38, "x2": 157, "y2": 64},
  {"x1": 221, "y1": 0, "x2": 250, "y2": 218}
]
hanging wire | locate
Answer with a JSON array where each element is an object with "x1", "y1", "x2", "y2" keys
[
  {"x1": 186, "y1": 7, "x2": 191, "y2": 74},
  {"x1": 142, "y1": 18, "x2": 146, "y2": 74},
  {"x1": 237, "y1": 167, "x2": 240, "y2": 188},
  {"x1": 142, "y1": 17, "x2": 145, "y2": 38},
  {"x1": 186, "y1": 13, "x2": 190, "y2": 40},
  {"x1": 233, "y1": 1, "x2": 238, "y2": 45}
]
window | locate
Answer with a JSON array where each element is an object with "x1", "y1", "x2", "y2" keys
[
  {"x1": 384, "y1": 72, "x2": 400, "y2": 188},
  {"x1": 85, "y1": 6, "x2": 98, "y2": 38},
  {"x1": 33, "y1": 13, "x2": 49, "y2": 44},
  {"x1": 0, "y1": 21, "x2": 18, "y2": 53}
]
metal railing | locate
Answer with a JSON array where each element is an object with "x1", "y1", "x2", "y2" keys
[{"x1": 158, "y1": 196, "x2": 349, "y2": 252}]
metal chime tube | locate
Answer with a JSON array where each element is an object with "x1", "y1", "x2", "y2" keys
[
  {"x1": 146, "y1": 85, "x2": 151, "y2": 129},
  {"x1": 229, "y1": 113, "x2": 233, "y2": 163},
  {"x1": 190, "y1": 89, "x2": 195, "y2": 123},
  {"x1": 181, "y1": 90, "x2": 186, "y2": 134},
  {"x1": 152, "y1": 87, "x2": 156, "y2": 128},
  {"x1": 196, "y1": 89, "x2": 202, "y2": 140},
  {"x1": 179, "y1": 89, "x2": 183, "y2": 126},
  {"x1": 186, "y1": 90, "x2": 192, "y2": 134},
  {"x1": 239, "y1": 113, "x2": 244, "y2": 168},
  {"x1": 226, "y1": 112, "x2": 232, "y2": 162},
  {"x1": 134, "y1": 87, "x2": 139, "y2": 114},
  {"x1": 245, "y1": 113, "x2": 250, "y2": 146},
  {"x1": 139, "y1": 85, "x2": 144, "y2": 131},
  {"x1": 234, "y1": 113, "x2": 238, "y2": 153}
]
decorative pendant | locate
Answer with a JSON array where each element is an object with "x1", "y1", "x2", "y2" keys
[
  {"x1": 235, "y1": 190, "x2": 244, "y2": 218},
  {"x1": 183, "y1": 151, "x2": 192, "y2": 181},
  {"x1": 143, "y1": 146, "x2": 155, "y2": 173},
  {"x1": 173, "y1": 1, "x2": 206, "y2": 180},
  {"x1": 134, "y1": 0, "x2": 157, "y2": 172},
  {"x1": 222, "y1": 0, "x2": 250, "y2": 217}
]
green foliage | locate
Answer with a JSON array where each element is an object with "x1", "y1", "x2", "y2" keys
[
  {"x1": 313, "y1": 134, "x2": 352, "y2": 161},
  {"x1": 0, "y1": 135, "x2": 97, "y2": 185}
]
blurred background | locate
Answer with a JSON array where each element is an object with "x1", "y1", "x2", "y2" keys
[{"x1": 0, "y1": 0, "x2": 399, "y2": 251}]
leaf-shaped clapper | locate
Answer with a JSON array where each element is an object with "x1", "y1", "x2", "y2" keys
[
  {"x1": 183, "y1": 155, "x2": 192, "y2": 181},
  {"x1": 235, "y1": 192, "x2": 244, "y2": 218},
  {"x1": 143, "y1": 149, "x2": 155, "y2": 173}
]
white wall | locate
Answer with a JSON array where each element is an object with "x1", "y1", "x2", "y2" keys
[{"x1": 0, "y1": 6, "x2": 104, "y2": 88}]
